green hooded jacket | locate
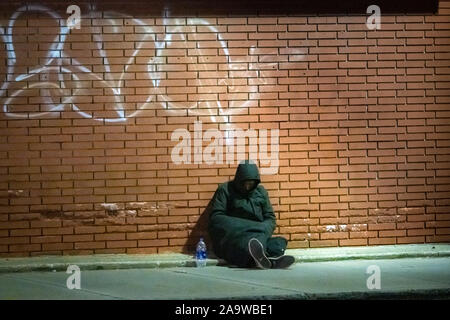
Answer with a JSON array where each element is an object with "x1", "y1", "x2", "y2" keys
[{"x1": 208, "y1": 161, "x2": 276, "y2": 264}]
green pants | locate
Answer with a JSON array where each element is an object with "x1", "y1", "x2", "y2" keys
[{"x1": 220, "y1": 233, "x2": 288, "y2": 268}]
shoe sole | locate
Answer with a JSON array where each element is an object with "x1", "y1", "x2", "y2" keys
[
  {"x1": 269, "y1": 255, "x2": 295, "y2": 269},
  {"x1": 248, "y1": 238, "x2": 271, "y2": 269}
]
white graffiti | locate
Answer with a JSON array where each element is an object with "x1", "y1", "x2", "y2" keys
[{"x1": 0, "y1": 4, "x2": 275, "y2": 123}]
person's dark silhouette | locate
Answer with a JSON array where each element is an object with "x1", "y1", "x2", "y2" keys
[{"x1": 208, "y1": 160, "x2": 295, "y2": 269}]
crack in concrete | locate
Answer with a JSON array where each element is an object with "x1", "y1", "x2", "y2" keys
[
  {"x1": 0, "y1": 273, "x2": 128, "y2": 300},
  {"x1": 167, "y1": 268, "x2": 308, "y2": 297}
]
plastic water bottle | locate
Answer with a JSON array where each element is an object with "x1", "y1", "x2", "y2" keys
[{"x1": 195, "y1": 237, "x2": 207, "y2": 268}]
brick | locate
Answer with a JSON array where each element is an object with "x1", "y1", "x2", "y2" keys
[
  {"x1": 138, "y1": 239, "x2": 168, "y2": 247},
  {"x1": 30, "y1": 236, "x2": 61, "y2": 244},
  {"x1": 127, "y1": 247, "x2": 158, "y2": 254},
  {"x1": 0, "y1": 237, "x2": 29, "y2": 245},
  {"x1": 0, "y1": 222, "x2": 29, "y2": 229},
  {"x1": 407, "y1": 229, "x2": 435, "y2": 236},
  {"x1": 42, "y1": 243, "x2": 74, "y2": 251},
  {"x1": 126, "y1": 232, "x2": 157, "y2": 240},
  {"x1": 9, "y1": 244, "x2": 41, "y2": 252},
  {"x1": 367, "y1": 223, "x2": 397, "y2": 231},
  {"x1": 43, "y1": 227, "x2": 74, "y2": 235},
  {"x1": 157, "y1": 231, "x2": 189, "y2": 239},
  {"x1": 397, "y1": 236, "x2": 426, "y2": 244},
  {"x1": 30, "y1": 221, "x2": 62, "y2": 228},
  {"x1": 309, "y1": 240, "x2": 339, "y2": 248},
  {"x1": 63, "y1": 235, "x2": 94, "y2": 242},
  {"x1": 379, "y1": 230, "x2": 407, "y2": 237},
  {"x1": 96, "y1": 233, "x2": 126, "y2": 242},
  {"x1": 10, "y1": 229, "x2": 41, "y2": 237},
  {"x1": 320, "y1": 232, "x2": 349, "y2": 240},
  {"x1": 369, "y1": 238, "x2": 397, "y2": 245},
  {"x1": 75, "y1": 226, "x2": 106, "y2": 234},
  {"x1": 339, "y1": 239, "x2": 368, "y2": 246},
  {"x1": 74, "y1": 242, "x2": 106, "y2": 250},
  {"x1": 107, "y1": 226, "x2": 137, "y2": 233},
  {"x1": 350, "y1": 231, "x2": 378, "y2": 238},
  {"x1": 106, "y1": 240, "x2": 137, "y2": 249},
  {"x1": 279, "y1": 226, "x2": 309, "y2": 234}
]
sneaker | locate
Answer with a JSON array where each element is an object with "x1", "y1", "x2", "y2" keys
[
  {"x1": 248, "y1": 238, "x2": 271, "y2": 269},
  {"x1": 269, "y1": 255, "x2": 295, "y2": 269}
]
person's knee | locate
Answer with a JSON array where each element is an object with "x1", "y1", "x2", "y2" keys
[{"x1": 266, "y1": 236, "x2": 288, "y2": 257}]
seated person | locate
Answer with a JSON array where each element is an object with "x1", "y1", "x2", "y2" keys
[{"x1": 208, "y1": 160, "x2": 295, "y2": 269}]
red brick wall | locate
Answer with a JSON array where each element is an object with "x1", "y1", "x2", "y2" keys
[{"x1": 1, "y1": 1, "x2": 449, "y2": 257}]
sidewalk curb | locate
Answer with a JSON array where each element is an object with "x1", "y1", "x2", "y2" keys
[
  {"x1": 294, "y1": 249, "x2": 450, "y2": 263},
  {"x1": 0, "y1": 257, "x2": 200, "y2": 273},
  {"x1": 0, "y1": 243, "x2": 449, "y2": 273},
  {"x1": 225, "y1": 288, "x2": 450, "y2": 300}
]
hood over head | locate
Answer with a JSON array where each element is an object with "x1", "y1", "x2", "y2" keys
[{"x1": 233, "y1": 160, "x2": 261, "y2": 195}]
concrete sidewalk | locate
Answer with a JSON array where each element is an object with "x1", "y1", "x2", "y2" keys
[
  {"x1": 0, "y1": 243, "x2": 449, "y2": 273},
  {"x1": 0, "y1": 256, "x2": 449, "y2": 300},
  {"x1": 0, "y1": 244, "x2": 449, "y2": 300}
]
